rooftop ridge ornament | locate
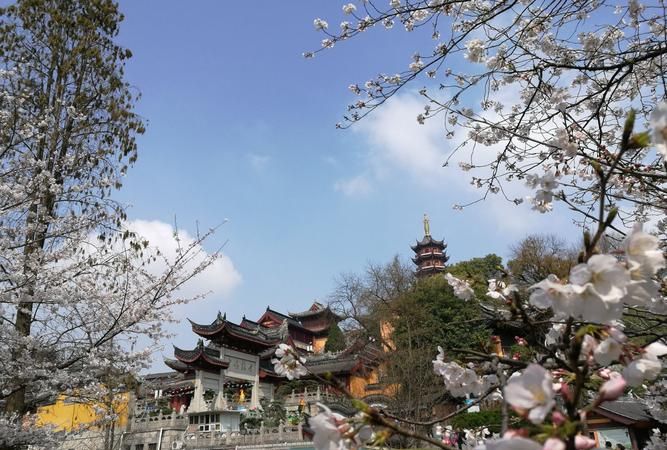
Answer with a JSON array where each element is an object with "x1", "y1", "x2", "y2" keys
[{"x1": 423, "y1": 213, "x2": 431, "y2": 237}]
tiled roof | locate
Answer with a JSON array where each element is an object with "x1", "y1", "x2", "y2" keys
[
  {"x1": 189, "y1": 312, "x2": 283, "y2": 345},
  {"x1": 304, "y1": 355, "x2": 359, "y2": 375},
  {"x1": 595, "y1": 400, "x2": 655, "y2": 424},
  {"x1": 263, "y1": 307, "x2": 306, "y2": 329},
  {"x1": 410, "y1": 235, "x2": 446, "y2": 251},
  {"x1": 289, "y1": 303, "x2": 343, "y2": 321},
  {"x1": 172, "y1": 340, "x2": 229, "y2": 371}
]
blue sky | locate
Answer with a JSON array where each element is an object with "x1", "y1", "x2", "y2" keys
[{"x1": 113, "y1": 1, "x2": 579, "y2": 369}]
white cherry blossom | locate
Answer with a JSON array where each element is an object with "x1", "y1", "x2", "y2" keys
[
  {"x1": 314, "y1": 18, "x2": 329, "y2": 30},
  {"x1": 624, "y1": 224, "x2": 665, "y2": 279},
  {"x1": 545, "y1": 323, "x2": 566, "y2": 347},
  {"x1": 272, "y1": 343, "x2": 308, "y2": 380},
  {"x1": 650, "y1": 101, "x2": 667, "y2": 158},
  {"x1": 464, "y1": 39, "x2": 486, "y2": 63},
  {"x1": 576, "y1": 260, "x2": 622, "y2": 294},
  {"x1": 529, "y1": 275, "x2": 574, "y2": 316},
  {"x1": 623, "y1": 342, "x2": 667, "y2": 387},
  {"x1": 594, "y1": 333, "x2": 625, "y2": 366},
  {"x1": 568, "y1": 255, "x2": 630, "y2": 323},
  {"x1": 433, "y1": 347, "x2": 492, "y2": 397},
  {"x1": 310, "y1": 404, "x2": 347, "y2": 450},
  {"x1": 487, "y1": 279, "x2": 517, "y2": 301},
  {"x1": 599, "y1": 372, "x2": 626, "y2": 401},
  {"x1": 342, "y1": 3, "x2": 356, "y2": 14},
  {"x1": 504, "y1": 364, "x2": 556, "y2": 424},
  {"x1": 445, "y1": 273, "x2": 475, "y2": 300}
]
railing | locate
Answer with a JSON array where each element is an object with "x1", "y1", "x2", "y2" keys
[
  {"x1": 283, "y1": 386, "x2": 341, "y2": 406},
  {"x1": 183, "y1": 423, "x2": 305, "y2": 448},
  {"x1": 128, "y1": 411, "x2": 188, "y2": 432},
  {"x1": 222, "y1": 398, "x2": 252, "y2": 411},
  {"x1": 419, "y1": 251, "x2": 443, "y2": 257},
  {"x1": 135, "y1": 397, "x2": 254, "y2": 417}
]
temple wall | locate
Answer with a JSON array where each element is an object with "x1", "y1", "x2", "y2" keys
[
  {"x1": 349, "y1": 369, "x2": 379, "y2": 399},
  {"x1": 220, "y1": 348, "x2": 259, "y2": 382},
  {"x1": 36, "y1": 393, "x2": 129, "y2": 432},
  {"x1": 313, "y1": 336, "x2": 327, "y2": 353},
  {"x1": 219, "y1": 348, "x2": 260, "y2": 407}
]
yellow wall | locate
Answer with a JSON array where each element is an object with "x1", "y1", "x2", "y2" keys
[
  {"x1": 37, "y1": 393, "x2": 129, "y2": 432},
  {"x1": 349, "y1": 367, "x2": 398, "y2": 399},
  {"x1": 313, "y1": 336, "x2": 327, "y2": 353}
]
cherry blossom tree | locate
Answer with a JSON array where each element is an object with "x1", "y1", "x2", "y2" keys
[
  {"x1": 309, "y1": 0, "x2": 667, "y2": 229},
  {"x1": 0, "y1": 1, "x2": 222, "y2": 447},
  {"x1": 276, "y1": 159, "x2": 667, "y2": 448},
  {"x1": 274, "y1": 3, "x2": 667, "y2": 449}
]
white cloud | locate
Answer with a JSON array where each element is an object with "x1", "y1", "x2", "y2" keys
[
  {"x1": 127, "y1": 219, "x2": 242, "y2": 300},
  {"x1": 354, "y1": 93, "x2": 447, "y2": 186},
  {"x1": 334, "y1": 174, "x2": 372, "y2": 197},
  {"x1": 344, "y1": 91, "x2": 575, "y2": 237},
  {"x1": 249, "y1": 153, "x2": 271, "y2": 170}
]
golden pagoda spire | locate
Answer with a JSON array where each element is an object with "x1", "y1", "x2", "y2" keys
[{"x1": 423, "y1": 213, "x2": 431, "y2": 237}]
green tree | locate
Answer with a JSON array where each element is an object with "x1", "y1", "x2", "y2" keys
[
  {"x1": 324, "y1": 323, "x2": 347, "y2": 352},
  {"x1": 391, "y1": 275, "x2": 490, "y2": 354},
  {"x1": 448, "y1": 254, "x2": 503, "y2": 298},
  {"x1": 383, "y1": 274, "x2": 491, "y2": 420}
]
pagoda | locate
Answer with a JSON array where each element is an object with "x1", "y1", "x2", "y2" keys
[{"x1": 411, "y1": 213, "x2": 449, "y2": 277}]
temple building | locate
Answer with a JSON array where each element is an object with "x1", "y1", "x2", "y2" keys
[
  {"x1": 411, "y1": 214, "x2": 449, "y2": 277},
  {"x1": 132, "y1": 302, "x2": 387, "y2": 438}
]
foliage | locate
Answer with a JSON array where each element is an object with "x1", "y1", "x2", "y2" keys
[
  {"x1": 274, "y1": 379, "x2": 320, "y2": 400},
  {"x1": 259, "y1": 399, "x2": 287, "y2": 428},
  {"x1": 391, "y1": 275, "x2": 490, "y2": 354},
  {"x1": 508, "y1": 344, "x2": 533, "y2": 363},
  {"x1": 450, "y1": 409, "x2": 503, "y2": 434},
  {"x1": 324, "y1": 323, "x2": 347, "y2": 352},
  {"x1": 448, "y1": 254, "x2": 503, "y2": 299},
  {"x1": 240, "y1": 415, "x2": 262, "y2": 430},
  {"x1": 382, "y1": 274, "x2": 491, "y2": 417}
]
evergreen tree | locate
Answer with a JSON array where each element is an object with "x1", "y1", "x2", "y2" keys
[{"x1": 324, "y1": 323, "x2": 346, "y2": 352}]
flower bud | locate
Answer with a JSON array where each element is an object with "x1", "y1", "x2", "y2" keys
[
  {"x1": 544, "y1": 438, "x2": 566, "y2": 450},
  {"x1": 575, "y1": 435, "x2": 597, "y2": 450},
  {"x1": 552, "y1": 411, "x2": 566, "y2": 426},
  {"x1": 599, "y1": 374, "x2": 626, "y2": 401}
]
